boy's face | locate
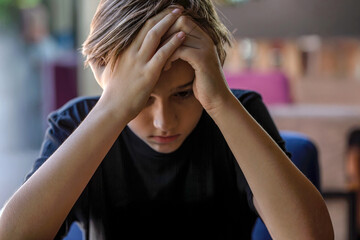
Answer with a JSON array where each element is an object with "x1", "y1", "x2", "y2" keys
[{"x1": 128, "y1": 59, "x2": 203, "y2": 153}]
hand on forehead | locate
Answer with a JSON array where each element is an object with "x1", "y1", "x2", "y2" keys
[
  {"x1": 161, "y1": 12, "x2": 203, "y2": 41},
  {"x1": 135, "y1": 5, "x2": 206, "y2": 49}
]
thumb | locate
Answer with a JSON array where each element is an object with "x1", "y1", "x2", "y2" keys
[{"x1": 159, "y1": 32, "x2": 182, "y2": 72}]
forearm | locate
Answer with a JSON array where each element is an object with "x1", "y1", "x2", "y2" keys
[
  {"x1": 0, "y1": 95, "x2": 128, "y2": 240},
  {"x1": 208, "y1": 93, "x2": 333, "y2": 240}
]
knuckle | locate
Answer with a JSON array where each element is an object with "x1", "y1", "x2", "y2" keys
[
  {"x1": 155, "y1": 52, "x2": 165, "y2": 62},
  {"x1": 178, "y1": 16, "x2": 188, "y2": 25},
  {"x1": 147, "y1": 29, "x2": 159, "y2": 40}
]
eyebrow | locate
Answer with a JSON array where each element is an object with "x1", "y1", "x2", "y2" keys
[{"x1": 174, "y1": 78, "x2": 194, "y2": 90}]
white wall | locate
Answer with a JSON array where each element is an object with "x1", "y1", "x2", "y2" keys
[
  {"x1": 77, "y1": 0, "x2": 102, "y2": 96},
  {"x1": 0, "y1": 29, "x2": 41, "y2": 207}
]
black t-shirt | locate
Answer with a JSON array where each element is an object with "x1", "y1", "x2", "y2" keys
[{"x1": 25, "y1": 89, "x2": 289, "y2": 240}]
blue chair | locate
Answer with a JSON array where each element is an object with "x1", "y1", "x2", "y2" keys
[
  {"x1": 252, "y1": 131, "x2": 320, "y2": 240},
  {"x1": 65, "y1": 131, "x2": 320, "y2": 240},
  {"x1": 63, "y1": 222, "x2": 84, "y2": 240}
]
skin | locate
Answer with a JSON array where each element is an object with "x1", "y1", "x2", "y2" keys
[
  {"x1": 0, "y1": 5, "x2": 334, "y2": 240},
  {"x1": 127, "y1": 59, "x2": 203, "y2": 154}
]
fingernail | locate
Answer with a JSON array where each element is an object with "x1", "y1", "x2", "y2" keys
[
  {"x1": 172, "y1": 8, "x2": 182, "y2": 15},
  {"x1": 177, "y1": 32, "x2": 185, "y2": 39}
]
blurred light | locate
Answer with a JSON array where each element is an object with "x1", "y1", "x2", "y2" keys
[
  {"x1": 16, "y1": 0, "x2": 42, "y2": 9},
  {"x1": 214, "y1": 0, "x2": 256, "y2": 5},
  {"x1": 0, "y1": 0, "x2": 12, "y2": 5},
  {"x1": 298, "y1": 35, "x2": 322, "y2": 52}
]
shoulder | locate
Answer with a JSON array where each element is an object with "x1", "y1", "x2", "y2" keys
[
  {"x1": 45, "y1": 96, "x2": 100, "y2": 138},
  {"x1": 53, "y1": 96, "x2": 100, "y2": 116},
  {"x1": 230, "y1": 89, "x2": 262, "y2": 106},
  {"x1": 48, "y1": 96, "x2": 100, "y2": 124}
]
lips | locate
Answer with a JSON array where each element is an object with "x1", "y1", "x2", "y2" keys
[{"x1": 150, "y1": 134, "x2": 180, "y2": 144}]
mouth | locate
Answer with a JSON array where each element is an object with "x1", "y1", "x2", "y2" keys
[{"x1": 150, "y1": 134, "x2": 181, "y2": 144}]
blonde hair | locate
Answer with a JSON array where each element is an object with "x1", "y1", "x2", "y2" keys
[{"x1": 82, "y1": 0, "x2": 233, "y2": 69}]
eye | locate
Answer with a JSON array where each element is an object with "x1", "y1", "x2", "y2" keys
[{"x1": 173, "y1": 89, "x2": 193, "y2": 99}]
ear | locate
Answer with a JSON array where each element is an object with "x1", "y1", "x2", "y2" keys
[{"x1": 89, "y1": 61, "x2": 105, "y2": 88}]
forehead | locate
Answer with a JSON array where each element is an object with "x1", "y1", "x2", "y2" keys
[{"x1": 154, "y1": 60, "x2": 195, "y2": 92}]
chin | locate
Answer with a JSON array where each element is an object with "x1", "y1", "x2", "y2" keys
[{"x1": 150, "y1": 142, "x2": 182, "y2": 154}]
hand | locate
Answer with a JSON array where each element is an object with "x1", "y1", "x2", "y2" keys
[
  {"x1": 160, "y1": 15, "x2": 232, "y2": 113},
  {"x1": 89, "y1": 6, "x2": 186, "y2": 121}
]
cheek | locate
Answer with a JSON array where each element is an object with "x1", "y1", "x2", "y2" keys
[
  {"x1": 127, "y1": 112, "x2": 151, "y2": 136},
  {"x1": 180, "y1": 99, "x2": 203, "y2": 128}
]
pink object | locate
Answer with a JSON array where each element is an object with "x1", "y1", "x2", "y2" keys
[
  {"x1": 41, "y1": 53, "x2": 78, "y2": 129},
  {"x1": 225, "y1": 71, "x2": 292, "y2": 105}
]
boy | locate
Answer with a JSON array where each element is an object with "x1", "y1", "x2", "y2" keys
[{"x1": 0, "y1": 1, "x2": 333, "y2": 239}]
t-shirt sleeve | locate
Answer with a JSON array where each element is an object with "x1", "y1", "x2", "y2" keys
[
  {"x1": 24, "y1": 100, "x2": 91, "y2": 239},
  {"x1": 231, "y1": 90, "x2": 291, "y2": 217}
]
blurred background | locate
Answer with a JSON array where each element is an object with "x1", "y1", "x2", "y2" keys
[{"x1": 0, "y1": 0, "x2": 359, "y2": 239}]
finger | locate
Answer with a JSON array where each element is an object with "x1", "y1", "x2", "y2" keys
[
  {"x1": 157, "y1": 32, "x2": 178, "y2": 50},
  {"x1": 148, "y1": 31, "x2": 186, "y2": 73},
  {"x1": 133, "y1": 5, "x2": 183, "y2": 50},
  {"x1": 158, "y1": 34, "x2": 177, "y2": 72},
  {"x1": 163, "y1": 35, "x2": 202, "y2": 71},
  {"x1": 162, "y1": 16, "x2": 203, "y2": 42},
  {"x1": 159, "y1": 31, "x2": 202, "y2": 50},
  {"x1": 139, "y1": 9, "x2": 184, "y2": 61},
  {"x1": 165, "y1": 45, "x2": 205, "y2": 72},
  {"x1": 164, "y1": 62, "x2": 171, "y2": 71}
]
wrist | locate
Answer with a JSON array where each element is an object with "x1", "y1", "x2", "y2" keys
[
  {"x1": 96, "y1": 90, "x2": 133, "y2": 125},
  {"x1": 204, "y1": 89, "x2": 237, "y2": 117}
]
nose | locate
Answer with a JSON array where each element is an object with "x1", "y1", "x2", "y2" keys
[{"x1": 152, "y1": 100, "x2": 178, "y2": 132}]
